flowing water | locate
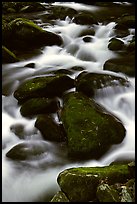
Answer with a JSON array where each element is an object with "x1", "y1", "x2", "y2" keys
[{"x1": 2, "y1": 2, "x2": 135, "y2": 202}]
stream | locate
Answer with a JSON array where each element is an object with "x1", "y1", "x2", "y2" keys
[{"x1": 2, "y1": 2, "x2": 135, "y2": 202}]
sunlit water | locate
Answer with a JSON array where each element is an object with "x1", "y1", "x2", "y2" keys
[{"x1": 2, "y1": 2, "x2": 135, "y2": 202}]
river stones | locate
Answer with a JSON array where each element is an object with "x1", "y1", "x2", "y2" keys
[
  {"x1": 6, "y1": 141, "x2": 48, "y2": 161},
  {"x1": 61, "y1": 92, "x2": 126, "y2": 159},
  {"x1": 20, "y1": 97, "x2": 60, "y2": 117},
  {"x1": 73, "y1": 12, "x2": 98, "y2": 25},
  {"x1": 56, "y1": 163, "x2": 132, "y2": 202},
  {"x1": 108, "y1": 38, "x2": 124, "y2": 51},
  {"x1": 2, "y1": 18, "x2": 63, "y2": 51},
  {"x1": 35, "y1": 115, "x2": 66, "y2": 142},
  {"x1": 14, "y1": 75, "x2": 75, "y2": 104},
  {"x1": 76, "y1": 71, "x2": 131, "y2": 97},
  {"x1": 104, "y1": 54, "x2": 135, "y2": 77}
]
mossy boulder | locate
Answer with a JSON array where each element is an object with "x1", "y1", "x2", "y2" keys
[
  {"x1": 61, "y1": 92, "x2": 126, "y2": 159},
  {"x1": 20, "y1": 97, "x2": 60, "y2": 117},
  {"x1": 104, "y1": 54, "x2": 135, "y2": 77},
  {"x1": 57, "y1": 163, "x2": 131, "y2": 202},
  {"x1": 50, "y1": 191, "x2": 69, "y2": 202},
  {"x1": 2, "y1": 45, "x2": 19, "y2": 63},
  {"x1": 35, "y1": 115, "x2": 66, "y2": 142},
  {"x1": 76, "y1": 71, "x2": 131, "y2": 97},
  {"x1": 14, "y1": 75, "x2": 75, "y2": 104},
  {"x1": 108, "y1": 38, "x2": 124, "y2": 51},
  {"x1": 78, "y1": 28, "x2": 95, "y2": 37},
  {"x1": 6, "y1": 141, "x2": 48, "y2": 161},
  {"x1": 2, "y1": 18, "x2": 63, "y2": 51}
]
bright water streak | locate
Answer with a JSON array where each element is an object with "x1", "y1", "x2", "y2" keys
[{"x1": 2, "y1": 3, "x2": 135, "y2": 202}]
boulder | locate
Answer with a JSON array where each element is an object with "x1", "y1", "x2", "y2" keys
[
  {"x1": 76, "y1": 71, "x2": 131, "y2": 97},
  {"x1": 61, "y1": 92, "x2": 126, "y2": 159},
  {"x1": 57, "y1": 163, "x2": 131, "y2": 201},
  {"x1": 14, "y1": 75, "x2": 75, "y2": 103},
  {"x1": 2, "y1": 18, "x2": 63, "y2": 51},
  {"x1": 104, "y1": 54, "x2": 135, "y2": 77}
]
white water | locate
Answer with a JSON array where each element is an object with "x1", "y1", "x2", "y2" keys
[{"x1": 2, "y1": 3, "x2": 135, "y2": 202}]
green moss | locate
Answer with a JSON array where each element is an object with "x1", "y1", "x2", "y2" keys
[
  {"x1": 61, "y1": 92, "x2": 125, "y2": 159},
  {"x1": 57, "y1": 163, "x2": 131, "y2": 202}
]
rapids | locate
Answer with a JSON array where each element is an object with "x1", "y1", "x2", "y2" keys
[{"x1": 2, "y1": 2, "x2": 135, "y2": 202}]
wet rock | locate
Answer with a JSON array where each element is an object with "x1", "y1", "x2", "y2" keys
[
  {"x1": 35, "y1": 115, "x2": 66, "y2": 142},
  {"x1": 96, "y1": 183, "x2": 120, "y2": 202},
  {"x1": 57, "y1": 163, "x2": 131, "y2": 202},
  {"x1": 61, "y1": 92, "x2": 126, "y2": 159},
  {"x1": 20, "y1": 97, "x2": 60, "y2": 117},
  {"x1": 50, "y1": 191, "x2": 69, "y2": 202},
  {"x1": 73, "y1": 12, "x2": 98, "y2": 25},
  {"x1": 115, "y1": 15, "x2": 135, "y2": 30},
  {"x1": 104, "y1": 54, "x2": 135, "y2": 77},
  {"x1": 2, "y1": 45, "x2": 19, "y2": 63},
  {"x1": 6, "y1": 141, "x2": 48, "y2": 161},
  {"x1": 14, "y1": 75, "x2": 75, "y2": 103},
  {"x1": 2, "y1": 2, "x2": 45, "y2": 14},
  {"x1": 108, "y1": 38, "x2": 124, "y2": 51},
  {"x1": 24, "y1": 62, "x2": 35, "y2": 68},
  {"x1": 52, "y1": 6, "x2": 78, "y2": 20},
  {"x1": 78, "y1": 28, "x2": 95, "y2": 37},
  {"x1": 76, "y1": 71, "x2": 131, "y2": 97},
  {"x1": 2, "y1": 18, "x2": 63, "y2": 51}
]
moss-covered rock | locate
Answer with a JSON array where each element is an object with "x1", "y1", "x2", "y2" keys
[
  {"x1": 2, "y1": 45, "x2": 19, "y2": 63},
  {"x1": 6, "y1": 141, "x2": 48, "y2": 161},
  {"x1": 50, "y1": 191, "x2": 69, "y2": 202},
  {"x1": 14, "y1": 75, "x2": 75, "y2": 104},
  {"x1": 35, "y1": 115, "x2": 66, "y2": 142},
  {"x1": 61, "y1": 92, "x2": 126, "y2": 159},
  {"x1": 2, "y1": 18, "x2": 63, "y2": 51},
  {"x1": 108, "y1": 38, "x2": 124, "y2": 51},
  {"x1": 104, "y1": 54, "x2": 135, "y2": 77},
  {"x1": 57, "y1": 163, "x2": 131, "y2": 202},
  {"x1": 76, "y1": 71, "x2": 131, "y2": 97},
  {"x1": 96, "y1": 183, "x2": 120, "y2": 202},
  {"x1": 20, "y1": 97, "x2": 60, "y2": 117}
]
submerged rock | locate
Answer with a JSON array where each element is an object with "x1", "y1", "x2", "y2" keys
[
  {"x1": 6, "y1": 141, "x2": 48, "y2": 161},
  {"x1": 61, "y1": 92, "x2": 126, "y2": 159}
]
